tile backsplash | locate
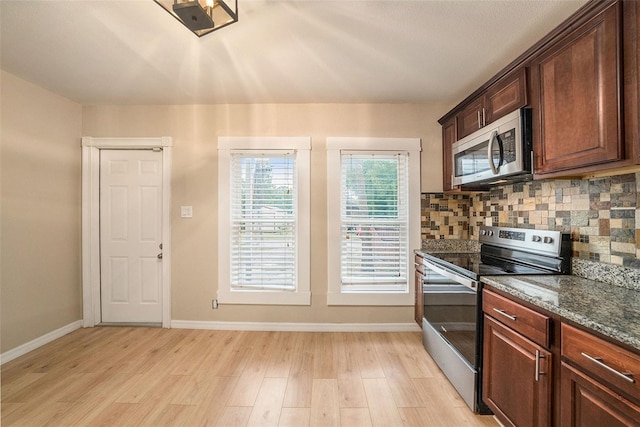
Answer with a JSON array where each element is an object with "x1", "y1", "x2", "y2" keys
[
  {"x1": 420, "y1": 193, "x2": 473, "y2": 240},
  {"x1": 421, "y1": 172, "x2": 640, "y2": 268}
]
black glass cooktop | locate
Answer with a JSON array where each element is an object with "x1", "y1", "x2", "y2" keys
[{"x1": 421, "y1": 246, "x2": 567, "y2": 281}]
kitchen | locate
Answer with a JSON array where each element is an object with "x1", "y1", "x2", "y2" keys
[
  {"x1": 2, "y1": 0, "x2": 640, "y2": 425},
  {"x1": 416, "y1": 0, "x2": 640, "y2": 424}
]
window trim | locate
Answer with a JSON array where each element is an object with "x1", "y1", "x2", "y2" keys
[
  {"x1": 326, "y1": 137, "x2": 421, "y2": 306},
  {"x1": 218, "y1": 137, "x2": 311, "y2": 305}
]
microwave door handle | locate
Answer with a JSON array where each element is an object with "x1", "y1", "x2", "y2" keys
[{"x1": 487, "y1": 130, "x2": 502, "y2": 174}]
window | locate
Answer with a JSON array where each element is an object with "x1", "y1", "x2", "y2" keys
[
  {"x1": 218, "y1": 137, "x2": 310, "y2": 305},
  {"x1": 327, "y1": 138, "x2": 421, "y2": 306},
  {"x1": 341, "y1": 152, "x2": 409, "y2": 291}
]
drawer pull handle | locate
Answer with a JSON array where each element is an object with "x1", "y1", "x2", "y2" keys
[
  {"x1": 581, "y1": 352, "x2": 635, "y2": 384},
  {"x1": 493, "y1": 308, "x2": 517, "y2": 321}
]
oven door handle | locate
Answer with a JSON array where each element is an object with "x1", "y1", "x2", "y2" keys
[{"x1": 423, "y1": 261, "x2": 478, "y2": 291}]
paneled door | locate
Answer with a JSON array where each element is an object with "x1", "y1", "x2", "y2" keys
[{"x1": 100, "y1": 149, "x2": 163, "y2": 323}]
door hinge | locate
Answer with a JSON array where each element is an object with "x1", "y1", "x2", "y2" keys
[{"x1": 152, "y1": 147, "x2": 163, "y2": 152}]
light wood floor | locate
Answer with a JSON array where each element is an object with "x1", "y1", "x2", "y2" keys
[{"x1": 1, "y1": 327, "x2": 499, "y2": 426}]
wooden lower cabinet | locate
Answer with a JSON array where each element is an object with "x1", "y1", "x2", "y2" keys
[
  {"x1": 560, "y1": 323, "x2": 640, "y2": 426},
  {"x1": 560, "y1": 362, "x2": 640, "y2": 426},
  {"x1": 483, "y1": 315, "x2": 552, "y2": 427},
  {"x1": 414, "y1": 268, "x2": 424, "y2": 327},
  {"x1": 482, "y1": 288, "x2": 640, "y2": 426}
]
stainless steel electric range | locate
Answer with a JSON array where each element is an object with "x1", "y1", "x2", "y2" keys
[{"x1": 415, "y1": 225, "x2": 571, "y2": 413}]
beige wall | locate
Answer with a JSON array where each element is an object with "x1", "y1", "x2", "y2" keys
[
  {"x1": 83, "y1": 103, "x2": 447, "y2": 324},
  {"x1": 1, "y1": 71, "x2": 83, "y2": 352}
]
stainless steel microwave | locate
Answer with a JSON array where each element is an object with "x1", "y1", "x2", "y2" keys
[{"x1": 451, "y1": 108, "x2": 532, "y2": 186}]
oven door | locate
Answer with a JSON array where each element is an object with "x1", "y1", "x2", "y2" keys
[
  {"x1": 423, "y1": 266, "x2": 478, "y2": 367},
  {"x1": 421, "y1": 259, "x2": 481, "y2": 412}
]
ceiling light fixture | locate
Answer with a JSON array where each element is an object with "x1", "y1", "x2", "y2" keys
[{"x1": 154, "y1": 0, "x2": 238, "y2": 37}]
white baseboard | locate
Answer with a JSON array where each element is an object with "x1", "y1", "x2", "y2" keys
[
  {"x1": 0, "y1": 320, "x2": 83, "y2": 365},
  {"x1": 171, "y1": 320, "x2": 420, "y2": 332}
]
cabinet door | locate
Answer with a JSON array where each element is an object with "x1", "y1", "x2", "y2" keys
[
  {"x1": 483, "y1": 315, "x2": 552, "y2": 427},
  {"x1": 531, "y1": 2, "x2": 622, "y2": 175},
  {"x1": 561, "y1": 362, "x2": 640, "y2": 427},
  {"x1": 484, "y1": 67, "x2": 528, "y2": 125},
  {"x1": 456, "y1": 96, "x2": 484, "y2": 140},
  {"x1": 414, "y1": 270, "x2": 424, "y2": 327},
  {"x1": 623, "y1": 0, "x2": 640, "y2": 165},
  {"x1": 441, "y1": 117, "x2": 456, "y2": 192}
]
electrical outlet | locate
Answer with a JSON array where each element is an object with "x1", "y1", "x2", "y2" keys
[{"x1": 212, "y1": 299, "x2": 218, "y2": 309}]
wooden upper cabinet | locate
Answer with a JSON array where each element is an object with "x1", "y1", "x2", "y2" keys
[
  {"x1": 442, "y1": 117, "x2": 456, "y2": 192},
  {"x1": 530, "y1": 1, "x2": 623, "y2": 176},
  {"x1": 484, "y1": 67, "x2": 528, "y2": 125},
  {"x1": 440, "y1": 0, "x2": 640, "y2": 184},
  {"x1": 456, "y1": 96, "x2": 485, "y2": 140},
  {"x1": 623, "y1": 0, "x2": 640, "y2": 165},
  {"x1": 456, "y1": 67, "x2": 528, "y2": 140}
]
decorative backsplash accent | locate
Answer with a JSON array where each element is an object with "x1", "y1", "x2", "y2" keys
[
  {"x1": 420, "y1": 193, "x2": 472, "y2": 240},
  {"x1": 422, "y1": 172, "x2": 640, "y2": 269}
]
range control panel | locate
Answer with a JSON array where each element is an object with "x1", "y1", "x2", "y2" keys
[
  {"x1": 479, "y1": 226, "x2": 564, "y2": 257},
  {"x1": 498, "y1": 229, "x2": 525, "y2": 241}
]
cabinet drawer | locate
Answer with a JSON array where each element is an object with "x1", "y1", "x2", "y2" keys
[
  {"x1": 562, "y1": 323, "x2": 640, "y2": 400},
  {"x1": 483, "y1": 289, "x2": 551, "y2": 348}
]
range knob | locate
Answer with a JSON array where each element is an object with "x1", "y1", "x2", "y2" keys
[
  {"x1": 532, "y1": 235, "x2": 542, "y2": 242},
  {"x1": 543, "y1": 236, "x2": 553, "y2": 244},
  {"x1": 481, "y1": 229, "x2": 487, "y2": 236},
  {"x1": 487, "y1": 230, "x2": 494, "y2": 236}
]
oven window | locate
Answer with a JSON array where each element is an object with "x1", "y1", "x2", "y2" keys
[{"x1": 423, "y1": 268, "x2": 478, "y2": 366}]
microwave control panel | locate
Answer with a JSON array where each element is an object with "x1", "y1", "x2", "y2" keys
[{"x1": 499, "y1": 129, "x2": 517, "y2": 163}]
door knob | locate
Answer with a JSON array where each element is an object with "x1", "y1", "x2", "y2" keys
[{"x1": 157, "y1": 253, "x2": 163, "y2": 259}]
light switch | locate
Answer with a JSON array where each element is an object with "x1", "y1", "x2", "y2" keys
[{"x1": 181, "y1": 206, "x2": 193, "y2": 218}]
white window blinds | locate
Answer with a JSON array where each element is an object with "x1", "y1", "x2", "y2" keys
[
  {"x1": 230, "y1": 151, "x2": 297, "y2": 291},
  {"x1": 340, "y1": 152, "x2": 409, "y2": 291}
]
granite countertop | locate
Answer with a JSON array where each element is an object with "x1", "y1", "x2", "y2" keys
[
  {"x1": 419, "y1": 239, "x2": 481, "y2": 253},
  {"x1": 481, "y1": 275, "x2": 640, "y2": 352}
]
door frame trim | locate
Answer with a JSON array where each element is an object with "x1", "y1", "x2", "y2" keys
[{"x1": 81, "y1": 137, "x2": 173, "y2": 328}]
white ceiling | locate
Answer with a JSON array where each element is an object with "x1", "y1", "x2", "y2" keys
[{"x1": 0, "y1": 0, "x2": 589, "y2": 106}]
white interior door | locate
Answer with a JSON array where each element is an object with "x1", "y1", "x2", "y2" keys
[{"x1": 100, "y1": 149, "x2": 163, "y2": 323}]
